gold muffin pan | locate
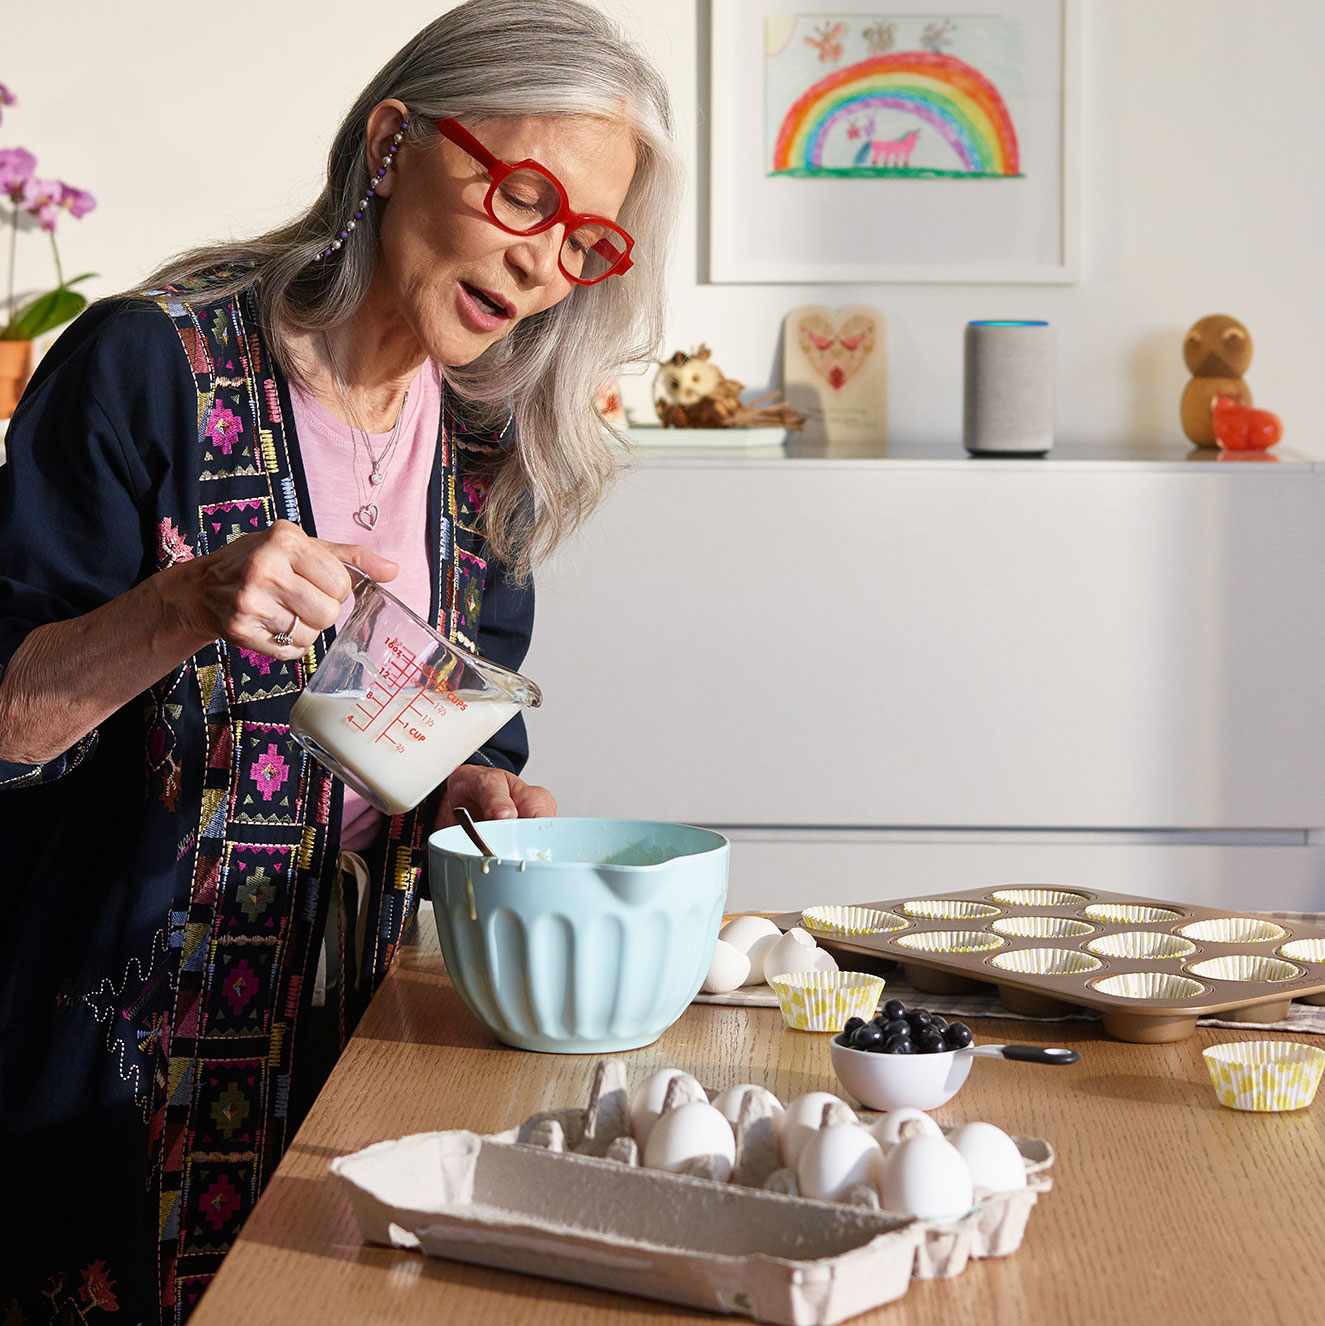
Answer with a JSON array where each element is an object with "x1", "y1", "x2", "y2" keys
[{"x1": 794, "y1": 886, "x2": 1325, "y2": 1043}]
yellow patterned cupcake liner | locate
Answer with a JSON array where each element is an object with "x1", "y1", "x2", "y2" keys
[
  {"x1": 1203, "y1": 1040, "x2": 1325, "y2": 1112},
  {"x1": 768, "y1": 971, "x2": 886, "y2": 1033},
  {"x1": 800, "y1": 905, "x2": 908, "y2": 936}
]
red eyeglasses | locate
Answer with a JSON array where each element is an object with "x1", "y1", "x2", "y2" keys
[{"x1": 435, "y1": 117, "x2": 635, "y2": 286}]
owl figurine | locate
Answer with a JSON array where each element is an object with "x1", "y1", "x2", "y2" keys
[
  {"x1": 652, "y1": 345, "x2": 744, "y2": 428},
  {"x1": 1180, "y1": 314, "x2": 1253, "y2": 447}
]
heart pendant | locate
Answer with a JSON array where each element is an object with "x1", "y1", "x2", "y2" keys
[{"x1": 354, "y1": 503, "x2": 379, "y2": 531}]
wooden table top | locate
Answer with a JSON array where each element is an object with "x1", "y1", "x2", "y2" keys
[{"x1": 193, "y1": 919, "x2": 1325, "y2": 1326}]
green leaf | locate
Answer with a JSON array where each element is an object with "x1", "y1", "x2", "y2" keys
[
  {"x1": 5, "y1": 286, "x2": 89, "y2": 340},
  {"x1": 61, "y1": 272, "x2": 98, "y2": 289}
]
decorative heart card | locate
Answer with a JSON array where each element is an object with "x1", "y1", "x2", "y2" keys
[{"x1": 782, "y1": 304, "x2": 886, "y2": 444}]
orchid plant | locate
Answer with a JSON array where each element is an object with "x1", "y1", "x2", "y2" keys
[{"x1": 0, "y1": 81, "x2": 97, "y2": 342}]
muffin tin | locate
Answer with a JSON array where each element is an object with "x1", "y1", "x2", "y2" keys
[{"x1": 799, "y1": 887, "x2": 1325, "y2": 1043}]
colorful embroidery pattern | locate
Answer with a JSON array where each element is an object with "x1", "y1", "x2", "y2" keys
[
  {"x1": 157, "y1": 516, "x2": 196, "y2": 570},
  {"x1": 137, "y1": 286, "x2": 476, "y2": 1321},
  {"x1": 230, "y1": 722, "x2": 306, "y2": 826}
]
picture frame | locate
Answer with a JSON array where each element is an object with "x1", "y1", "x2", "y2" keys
[{"x1": 707, "y1": 0, "x2": 1080, "y2": 284}]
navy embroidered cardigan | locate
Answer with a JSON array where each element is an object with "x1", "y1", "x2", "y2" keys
[{"x1": 0, "y1": 291, "x2": 534, "y2": 1323}]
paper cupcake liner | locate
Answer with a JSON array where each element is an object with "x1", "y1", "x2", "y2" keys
[
  {"x1": 800, "y1": 905, "x2": 908, "y2": 936},
  {"x1": 768, "y1": 970, "x2": 886, "y2": 1032},
  {"x1": 1092, "y1": 972, "x2": 1205, "y2": 1001},
  {"x1": 990, "y1": 947, "x2": 1102, "y2": 976},
  {"x1": 1203, "y1": 1040, "x2": 1325, "y2": 1112},
  {"x1": 901, "y1": 899, "x2": 1000, "y2": 920},
  {"x1": 1186, "y1": 955, "x2": 1301, "y2": 983},
  {"x1": 1177, "y1": 917, "x2": 1287, "y2": 944},
  {"x1": 993, "y1": 915, "x2": 1094, "y2": 940},
  {"x1": 1279, "y1": 938, "x2": 1325, "y2": 964},
  {"x1": 1083, "y1": 903, "x2": 1182, "y2": 925},
  {"x1": 895, "y1": 929, "x2": 1004, "y2": 955},
  {"x1": 989, "y1": 888, "x2": 1089, "y2": 908},
  {"x1": 1087, "y1": 931, "x2": 1196, "y2": 961}
]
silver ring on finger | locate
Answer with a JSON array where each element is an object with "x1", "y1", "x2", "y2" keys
[{"x1": 270, "y1": 611, "x2": 300, "y2": 649}]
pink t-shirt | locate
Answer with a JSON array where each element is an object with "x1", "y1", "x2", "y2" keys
[{"x1": 290, "y1": 364, "x2": 441, "y2": 852}]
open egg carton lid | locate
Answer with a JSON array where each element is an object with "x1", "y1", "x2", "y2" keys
[
  {"x1": 331, "y1": 1061, "x2": 1054, "y2": 1326},
  {"x1": 784, "y1": 887, "x2": 1325, "y2": 1043}
]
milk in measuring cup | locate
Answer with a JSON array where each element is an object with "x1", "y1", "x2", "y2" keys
[{"x1": 291, "y1": 689, "x2": 520, "y2": 815}]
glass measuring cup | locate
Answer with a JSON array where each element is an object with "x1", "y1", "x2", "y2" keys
[{"x1": 290, "y1": 567, "x2": 542, "y2": 815}]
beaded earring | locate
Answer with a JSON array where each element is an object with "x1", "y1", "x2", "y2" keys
[{"x1": 314, "y1": 118, "x2": 411, "y2": 263}]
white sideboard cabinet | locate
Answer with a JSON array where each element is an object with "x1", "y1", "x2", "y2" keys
[{"x1": 521, "y1": 440, "x2": 1325, "y2": 912}]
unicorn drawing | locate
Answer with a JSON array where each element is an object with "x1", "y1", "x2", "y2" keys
[{"x1": 869, "y1": 128, "x2": 920, "y2": 168}]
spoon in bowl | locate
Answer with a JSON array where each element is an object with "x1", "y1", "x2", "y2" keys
[{"x1": 455, "y1": 806, "x2": 497, "y2": 859}]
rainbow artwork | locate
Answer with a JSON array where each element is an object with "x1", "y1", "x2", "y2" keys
[{"x1": 765, "y1": 17, "x2": 1024, "y2": 180}]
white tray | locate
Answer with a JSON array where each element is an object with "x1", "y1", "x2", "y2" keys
[{"x1": 623, "y1": 423, "x2": 789, "y2": 449}]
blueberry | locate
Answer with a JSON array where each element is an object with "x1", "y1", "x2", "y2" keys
[
  {"x1": 884, "y1": 1035, "x2": 915, "y2": 1054},
  {"x1": 906, "y1": 1009, "x2": 933, "y2": 1029},
  {"x1": 944, "y1": 1022, "x2": 973, "y2": 1049},
  {"x1": 929, "y1": 1014, "x2": 948, "y2": 1031},
  {"x1": 883, "y1": 998, "x2": 907, "y2": 1021},
  {"x1": 916, "y1": 1029, "x2": 946, "y2": 1054},
  {"x1": 843, "y1": 1016, "x2": 866, "y2": 1037},
  {"x1": 852, "y1": 1023, "x2": 887, "y2": 1051},
  {"x1": 882, "y1": 1018, "x2": 911, "y2": 1040}
]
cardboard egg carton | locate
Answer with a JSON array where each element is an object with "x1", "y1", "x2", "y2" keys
[
  {"x1": 331, "y1": 1061, "x2": 1055, "y2": 1326},
  {"x1": 795, "y1": 886, "x2": 1325, "y2": 1043}
]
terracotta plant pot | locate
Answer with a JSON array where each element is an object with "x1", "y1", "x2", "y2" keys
[{"x1": 0, "y1": 339, "x2": 34, "y2": 419}]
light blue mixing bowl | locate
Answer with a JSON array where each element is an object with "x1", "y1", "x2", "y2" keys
[{"x1": 428, "y1": 819, "x2": 729, "y2": 1053}]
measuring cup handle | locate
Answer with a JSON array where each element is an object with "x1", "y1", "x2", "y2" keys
[{"x1": 997, "y1": 1044, "x2": 1081, "y2": 1066}]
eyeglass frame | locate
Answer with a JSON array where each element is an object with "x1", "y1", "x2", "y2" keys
[{"x1": 433, "y1": 117, "x2": 635, "y2": 286}]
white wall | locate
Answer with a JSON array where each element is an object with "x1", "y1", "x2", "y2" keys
[{"x1": 8, "y1": 0, "x2": 1323, "y2": 453}]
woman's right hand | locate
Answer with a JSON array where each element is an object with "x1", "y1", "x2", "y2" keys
[{"x1": 170, "y1": 520, "x2": 399, "y2": 660}]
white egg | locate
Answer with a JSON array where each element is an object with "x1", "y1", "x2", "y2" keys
[
  {"x1": 642, "y1": 1101, "x2": 736, "y2": 1181},
  {"x1": 869, "y1": 1108, "x2": 943, "y2": 1148},
  {"x1": 764, "y1": 929, "x2": 824, "y2": 981},
  {"x1": 742, "y1": 932, "x2": 782, "y2": 985},
  {"x1": 780, "y1": 1091, "x2": 856, "y2": 1167},
  {"x1": 810, "y1": 947, "x2": 839, "y2": 974},
  {"x1": 629, "y1": 1069, "x2": 704, "y2": 1144},
  {"x1": 710, "y1": 1083, "x2": 786, "y2": 1132},
  {"x1": 948, "y1": 1122, "x2": 1027, "y2": 1193},
  {"x1": 796, "y1": 1123, "x2": 883, "y2": 1203},
  {"x1": 702, "y1": 940, "x2": 750, "y2": 994},
  {"x1": 718, "y1": 915, "x2": 782, "y2": 954},
  {"x1": 879, "y1": 1135, "x2": 974, "y2": 1220}
]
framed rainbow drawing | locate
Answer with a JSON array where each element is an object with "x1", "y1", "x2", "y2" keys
[{"x1": 707, "y1": 1, "x2": 1079, "y2": 283}]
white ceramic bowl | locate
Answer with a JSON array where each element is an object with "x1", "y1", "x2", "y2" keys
[{"x1": 829, "y1": 1037, "x2": 973, "y2": 1111}]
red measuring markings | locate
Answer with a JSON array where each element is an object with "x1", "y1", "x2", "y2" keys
[{"x1": 343, "y1": 636, "x2": 465, "y2": 751}]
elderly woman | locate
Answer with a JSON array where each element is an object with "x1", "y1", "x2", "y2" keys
[{"x1": 0, "y1": 2, "x2": 679, "y2": 1318}]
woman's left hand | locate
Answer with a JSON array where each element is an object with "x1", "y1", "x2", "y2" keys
[{"x1": 437, "y1": 764, "x2": 557, "y2": 826}]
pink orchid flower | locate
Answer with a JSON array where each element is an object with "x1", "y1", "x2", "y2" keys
[
  {"x1": 0, "y1": 146, "x2": 36, "y2": 201},
  {"x1": 58, "y1": 182, "x2": 96, "y2": 218},
  {"x1": 21, "y1": 177, "x2": 63, "y2": 232}
]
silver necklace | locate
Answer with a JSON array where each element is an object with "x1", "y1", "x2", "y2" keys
[{"x1": 323, "y1": 335, "x2": 409, "y2": 531}]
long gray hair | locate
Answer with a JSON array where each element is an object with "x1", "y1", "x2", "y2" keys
[{"x1": 134, "y1": 0, "x2": 680, "y2": 579}]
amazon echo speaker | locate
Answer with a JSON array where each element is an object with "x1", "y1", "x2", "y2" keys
[{"x1": 963, "y1": 320, "x2": 1055, "y2": 456}]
